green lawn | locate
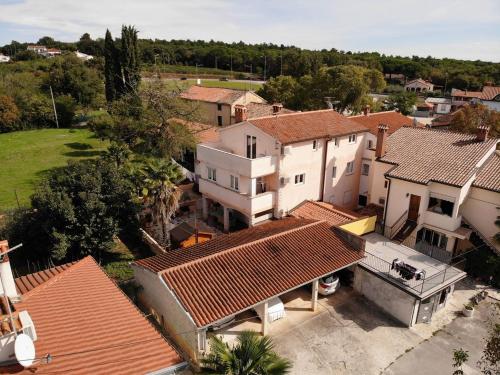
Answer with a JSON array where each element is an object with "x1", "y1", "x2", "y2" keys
[
  {"x1": 0, "y1": 128, "x2": 108, "y2": 211},
  {"x1": 159, "y1": 79, "x2": 262, "y2": 91}
]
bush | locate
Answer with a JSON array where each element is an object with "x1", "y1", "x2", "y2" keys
[
  {"x1": 0, "y1": 95, "x2": 20, "y2": 132},
  {"x1": 466, "y1": 246, "x2": 500, "y2": 288},
  {"x1": 55, "y1": 94, "x2": 77, "y2": 127}
]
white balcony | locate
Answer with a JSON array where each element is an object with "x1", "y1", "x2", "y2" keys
[
  {"x1": 423, "y1": 210, "x2": 462, "y2": 232},
  {"x1": 197, "y1": 144, "x2": 277, "y2": 178},
  {"x1": 199, "y1": 178, "x2": 275, "y2": 215}
]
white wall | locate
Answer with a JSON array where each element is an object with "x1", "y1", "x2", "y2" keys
[
  {"x1": 132, "y1": 265, "x2": 200, "y2": 361},
  {"x1": 367, "y1": 160, "x2": 393, "y2": 207},
  {"x1": 218, "y1": 122, "x2": 277, "y2": 158}
]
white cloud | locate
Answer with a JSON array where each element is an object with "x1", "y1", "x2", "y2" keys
[{"x1": 0, "y1": 0, "x2": 499, "y2": 61}]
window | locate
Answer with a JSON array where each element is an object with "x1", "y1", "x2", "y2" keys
[
  {"x1": 334, "y1": 137, "x2": 339, "y2": 147},
  {"x1": 230, "y1": 175, "x2": 239, "y2": 190},
  {"x1": 294, "y1": 173, "x2": 305, "y2": 184},
  {"x1": 416, "y1": 228, "x2": 448, "y2": 250},
  {"x1": 246, "y1": 135, "x2": 256, "y2": 159},
  {"x1": 312, "y1": 140, "x2": 319, "y2": 150},
  {"x1": 378, "y1": 197, "x2": 386, "y2": 205},
  {"x1": 346, "y1": 161, "x2": 354, "y2": 175},
  {"x1": 367, "y1": 140, "x2": 373, "y2": 149},
  {"x1": 208, "y1": 167, "x2": 217, "y2": 181},
  {"x1": 217, "y1": 116, "x2": 223, "y2": 126},
  {"x1": 358, "y1": 195, "x2": 367, "y2": 206},
  {"x1": 217, "y1": 103, "x2": 222, "y2": 111},
  {"x1": 332, "y1": 166, "x2": 337, "y2": 178},
  {"x1": 427, "y1": 196, "x2": 454, "y2": 217},
  {"x1": 362, "y1": 163, "x2": 370, "y2": 176},
  {"x1": 348, "y1": 134, "x2": 357, "y2": 144}
]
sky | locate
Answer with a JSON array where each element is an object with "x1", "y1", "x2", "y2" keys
[{"x1": 0, "y1": 0, "x2": 499, "y2": 62}]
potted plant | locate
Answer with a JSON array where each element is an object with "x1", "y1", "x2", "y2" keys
[{"x1": 463, "y1": 302, "x2": 474, "y2": 317}]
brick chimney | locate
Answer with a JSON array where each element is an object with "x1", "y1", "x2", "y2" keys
[
  {"x1": 375, "y1": 124, "x2": 389, "y2": 158},
  {"x1": 363, "y1": 105, "x2": 370, "y2": 116},
  {"x1": 0, "y1": 240, "x2": 18, "y2": 299},
  {"x1": 272, "y1": 103, "x2": 283, "y2": 114},
  {"x1": 477, "y1": 124, "x2": 490, "y2": 142},
  {"x1": 234, "y1": 104, "x2": 248, "y2": 123}
]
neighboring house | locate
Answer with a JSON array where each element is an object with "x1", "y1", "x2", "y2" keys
[
  {"x1": 425, "y1": 97, "x2": 452, "y2": 115},
  {"x1": 414, "y1": 102, "x2": 434, "y2": 117},
  {"x1": 75, "y1": 50, "x2": 94, "y2": 61},
  {"x1": 289, "y1": 200, "x2": 361, "y2": 225},
  {"x1": 132, "y1": 217, "x2": 365, "y2": 363},
  {"x1": 0, "y1": 53, "x2": 11, "y2": 63},
  {"x1": 195, "y1": 109, "x2": 368, "y2": 231},
  {"x1": 26, "y1": 45, "x2": 47, "y2": 54},
  {"x1": 404, "y1": 78, "x2": 434, "y2": 93},
  {"x1": 451, "y1": 84, "x2": 500, "y2": 112},
  {"x1": 43, "y1": 48, "x2": 61, "y2": 57},
  {"x1": 0, "y1": 242, "x2": 186, "y2": 374},
  {"x1": 350, "y1": 111, "x2": 423, "y2": 207},
  {"x1": 367, "y1": 125, "x2": 500, "y2": 257},
  {"x1": 180, "y1": 86, "x2": 267, "y2": 126}
]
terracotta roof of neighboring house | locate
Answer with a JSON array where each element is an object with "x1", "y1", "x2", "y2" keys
[
  {"x1": 169, "y1": 118, "x2": 219, "y2": 143},
  {"x1": 405, "y1": 78, "x2": 433, "y2": 87},
  {"x1": 144, "y1": 219, "x2": 364, "y2": 327},
  {"x1": 249, "y1": 110, "x2": 368, "y2": 145},
  {"x1": 379, "y1": 127, "x2": 498, "y2": 187},
  {"x1": 180, "y1": 85, "x2": 248, "y2": 104},
  {"x1": 246, "y1": 102, "x2": 295, "y2": 119},
  {"x1": 14, "y1": 261, "x2": 76, "y2": 294},
  {"x1": 289, "y1": 201, "x2": 360, "y2": 225},
  {"x1": 417, "y1": 102, "x2": 434, "y2": 109},
  {"x1": 2, "y1": 256, "x2": 183, "y2": 374},
  {"x1": 452, "y1": 88, "x2": 484, "y2": 99},
  {"x1": 350, "y1": 111, "x2": 423, "y2": 136},
  {"x1": 135, "y1": 218, "x2": 309, "y2": 273},
  {"x1": 481, "y1": 86, "x2": 500, "y2": 101},
  {"x1": 473, "y1": 151, "x2": 500, "y2": 192}
]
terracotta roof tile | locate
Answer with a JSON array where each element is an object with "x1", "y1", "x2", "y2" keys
[
  {"x1": 2, "y1": 257, "x2": 183, "y2": 374},
  {"x1": 289, "y1": 201, "x2": 360, "y2": 225},
  {"x1": 246, "y1": 103, "x2": 294, "y2": 119},
  {"x1": 180, "y1": 85, "x2": 247, "y2": 104},
  {"x1": 350, "y1": 111, "x2": 423, "y2": 135},
  {"x1": 452, "y1": 86, "x2": 500, "y2": 101},
  {"x1": 170, "y1": 118, "x2": 219, "y2": 143},
  {"x1": 157, "y1": 219, "x2": 364, "y2": 327},
  {"x1": 249, "y1": 110, "x2": 368, "y2": 144},
  {"x1": 14, "y1": 262, "x2": 76, "y2": 295},
  {"x1": 380, "y1": 127, "x2": 498, "y2": 187},
  {"x1": 473, "y1": 152, "x2": 500, "y2": 192}
]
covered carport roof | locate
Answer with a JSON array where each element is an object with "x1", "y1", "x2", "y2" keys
[{"x1": 140, "y1": 218, "x2": 365, "y2": 328}]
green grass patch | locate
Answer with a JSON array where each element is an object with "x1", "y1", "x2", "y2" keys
[
  {"x1": 158, "y1": 79, "x2": 262, "y2": 92},
  {"x1": 0, "y1": 128, "x2": 108, "y2": 211}
]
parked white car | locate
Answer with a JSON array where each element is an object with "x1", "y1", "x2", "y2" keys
[
  {"x1": 318, "y1": 273, "x2": 340, "y2": 296},
  {"x1": 254, "y1": 297, "x2": 285, "y2": 322}
]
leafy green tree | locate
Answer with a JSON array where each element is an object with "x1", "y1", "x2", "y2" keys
[
  {"x1": 449, "y1": 104, "x2": 500, "y2": 138},
  {"x1": 13, "y1": 50, "x2": 40, "y2": 61},
  {"x1": 121, "y1": 25, "x2": 141, "y2": 93},
  {"x1": 258, "y1": 75, "x2": 298, "y2": 106},
  {"x1": 54, "y1": 94, "x2": 76, "y2": 127},
  {"x1": 387, "y1": 92, "x2": 417, "y2": 115},
  {"x1": 4, "y1": 159, "x2": 139, "y2": 264},
  {"x1": 0, "y1": 95, "x2": 20, "y2": 132},
  {"x1": 104, "y1": 29, "x2": 123, "y2": 102},
  {"x1": 201, "y1": 330, "x2": 292, "y2": 375},
  {"x1": 76, "y1": 32, "x2": 103, "y2": 56}
]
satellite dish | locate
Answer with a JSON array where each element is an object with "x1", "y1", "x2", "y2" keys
[{"x1": 14, "y1": 333, "x2": 35, "y2": 368}]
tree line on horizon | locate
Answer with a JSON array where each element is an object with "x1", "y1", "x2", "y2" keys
[{"x1": 1, "y1": 33, "x2": 499, "y2": 91}]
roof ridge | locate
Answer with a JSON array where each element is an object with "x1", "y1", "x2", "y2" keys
[
  {"x1": 161, "y1": 220, "x2": 323, "y2": 275},
  {"x1": 349, "y1": 110, "x2": 398, "y2": 118},
  {"x1": 249, "y1": 108, "x2": 335, "y2": 121},
  {"x1": 20, "y1": 256, "x2": 91, "y2": 301}
]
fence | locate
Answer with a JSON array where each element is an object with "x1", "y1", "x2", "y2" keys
[{"x1": 361, "y1": 251, "x2": 465, "y2": 295}]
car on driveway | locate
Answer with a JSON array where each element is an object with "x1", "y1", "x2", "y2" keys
[{"x1": 318, "y1": 273, "x2": 340, "y2": 296}]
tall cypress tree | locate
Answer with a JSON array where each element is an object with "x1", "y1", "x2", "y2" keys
[
  {"x1": 104, "y1": 29, "x2": 124, "y2": 102},
  {"x1": 121, "y1": 25, "x2": 140, "y2": 93}
]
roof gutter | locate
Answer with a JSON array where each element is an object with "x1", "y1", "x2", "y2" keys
[{"x1": 146, "y1": 361, "x2": 189, "y2": 375}]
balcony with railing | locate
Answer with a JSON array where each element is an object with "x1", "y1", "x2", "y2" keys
[
  {"x1": 197, "y1": 144, "x2": 277, "y2": 178},
  {"x1": 361, "y1": 232, "x2": 467, "y2": 297}
]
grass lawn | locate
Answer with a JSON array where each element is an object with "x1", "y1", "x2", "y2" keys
[
  {"x1": 0, "y1": 128, "x2": 108, "y2": 211},
  {"x1": 157, "y1": 78, "x2": 263, "y2": 92}
]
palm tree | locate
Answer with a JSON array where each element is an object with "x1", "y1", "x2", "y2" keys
[
  {"x1": 138, "y1": 159, "x2": 183, "y2": 246},
  {"x1": 201, "y1": 330, "x2": 292, "y2": 375}
]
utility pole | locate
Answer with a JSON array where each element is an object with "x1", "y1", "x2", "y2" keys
[{"x1": 49, "y1": 85, "x2": 59, "y2": 128}]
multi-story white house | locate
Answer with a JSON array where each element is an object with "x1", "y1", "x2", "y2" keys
[
  {"x1": 195, "y1": 109, "x2": 368, "y2": 231},
  {"x1": 367, "y1": 124, "x2": 499, "y2": 258}
]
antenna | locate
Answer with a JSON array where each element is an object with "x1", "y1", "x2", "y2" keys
[{"x1": 14, "y1": 333, "x2": 36, "y2": 368}]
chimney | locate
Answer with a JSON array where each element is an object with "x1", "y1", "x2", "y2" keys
[
  {"x1": 234, "y1": 104, "x2": 248, "y2": 123},
  {"x1": 272, "y1": 103, "x2": 283, "y2": 114},
  {"x1": 477, "y1": 124, "x2": 490, "y2": 142},
  {"x1": 484, "y1": 81, "x2": 493, "y2": 87},
  {"x1": 0, "y1": 241, "x2": 18, "y2": 299},
  {"x1": 363, "y1": 105, "x2": 370, "y2": 116},
  {"x1": 375, "y1": 124, "x2": 389, "y2": 158}
]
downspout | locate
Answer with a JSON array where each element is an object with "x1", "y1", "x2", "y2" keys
[
  {"x1": 320, "y1": 137, "x2": 331, "y2": 201},
  {"x1": 382, "y1": 176, "x2": 391, "y2": 232}
]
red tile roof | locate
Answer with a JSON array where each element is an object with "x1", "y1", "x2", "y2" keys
[
  {"x1": 137, "y1": 219, "x2": 365, "y2": 328},
  {"x1": 246, "y1": 103, "x2": 295, "y2": 119},
  {"x1": 249, "y1": 110, "x2": 368, "y2": 145},
  {"x1": 2, "y1": 257, "x2": 183, "y2": 374},
  {"x1": 289, "y1": 201, "x2": 360, "y2": 225},
  {"x1": 452, "y1": 86, "x2": 500, "y2": 101},
  {"x1": 473, "y1": 151, "x2": 500, "y2": 192},
  {"x1": 380, "y1": 127, "x2": 498, "y2": 187},
  {"x1": 169, "y1": 118, "x2": 219, "y2": 143},
  {"x1": 350, "y1": 111, "x2": 423, "y2": 135},
  {"x1": 180, "y1": 85, "x2": 247, "y2": 104},
  {"x1": 14, "y1": 262, "x2": 76, "y2": 295}
]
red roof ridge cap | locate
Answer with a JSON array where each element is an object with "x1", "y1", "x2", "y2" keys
[
  {"x1": 20, "y1": 256, "x2": 92, "y2": 301},
  {"x1": 161, "y1": 220, "x2": 323, "y2": 275}
]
